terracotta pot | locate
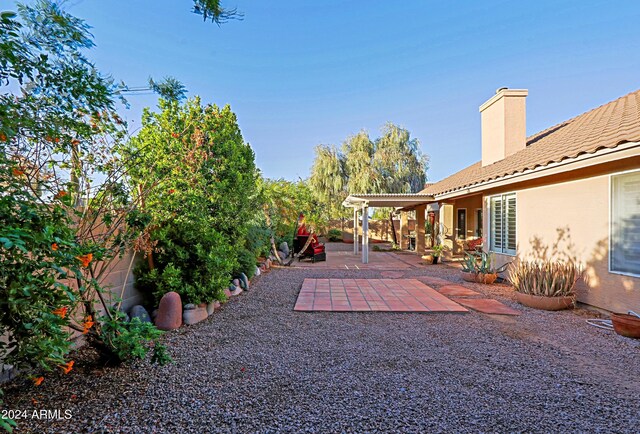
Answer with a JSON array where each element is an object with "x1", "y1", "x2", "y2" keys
[
  {"x1": 515, "y1": 292, "x2": 574, "y2": 311},
  {"x1": 610, "y1": 313, "x2": 640, "y2": 339},
  {"x1": 460, "y1": 271, "x2": 497, "y2": 284}
]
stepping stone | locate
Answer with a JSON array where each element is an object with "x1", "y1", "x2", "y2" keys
[
  {"x1": 381, "y1": 271, "x2": 404, "y2": 278},
  {"x1": 438, "y1": 285, "x2": 481, "y2": 297},
  {"x1": 416, "y1": 276, "x2": 453, "y2": 286},
  {"x1": 455, "y1": 298, "x2": 521, "y2": 316}
]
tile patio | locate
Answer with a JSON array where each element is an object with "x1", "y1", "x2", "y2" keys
[{"x1": 294, "y1": 278, "x2": 468, "y2": 313}]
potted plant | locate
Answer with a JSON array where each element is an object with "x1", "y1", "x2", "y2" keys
[
  {"x1": 423, "y1": 244, "x2": 445, "y2": 264},
  {"x1": 461, "y1": 251, "x2": 509, "y2": 284},
  {"x1": 509, "y1": 260, "x2": 582, "y2": 310}
]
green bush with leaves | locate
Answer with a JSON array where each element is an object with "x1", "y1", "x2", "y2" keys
[
  {"x1": 126, "y1": 97, "x2": 259, "y2": 304},
  {"x1": 100, "y1": 312, "x2": 171, "y2": 365},
  {"x1": 1, "y1": 6, "x2": 170, "y2": 432},
  {"x1": 327, "y1": 228, "x2": 342, "y2": 242},
  {"x1": 234, "y1": 248, "x2": 257, "y2": 279}
]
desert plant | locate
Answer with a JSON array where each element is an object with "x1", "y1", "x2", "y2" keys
[
  {"x1": 432, "y1": 244, "x2": 445, "y2": 257},
  {"x1": 509, "y1": 260, "x2": 582, "y2": 297},
  {"x1": 461, "y1": 251, "x2": 509, "y2": 274},
  {"x1": 327, "y1": 228, "x2": 342, "y2": 242}
]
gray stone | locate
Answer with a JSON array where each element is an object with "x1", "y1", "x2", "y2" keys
[
  {"x1": 231, "y1": 287, "x2": 243, "y2": 296},
  {"x1": 129, "y1": 305, "x2": 151, "y2": 323},
  {"x1": 279, "y1": 241, "x2": 290, "y2": 257},
  {"x1": 183, "y1": 305, "x2": 208, "y2": 325},
  {"x1": 206, "y1": 302, "x2": 216, "y2": 315},
  {"x1": 277, "y1": 250, "x2": 287, "y2": 260},
  {"x1": 255, "y1": 266, "x2": 261, "y2": 276},
  {"x1": 184, "y1": 303, "x2": 196, "y2": 310},
  {"x1": 155, "y1": 291, "x2": 182, "y2": 331},
  {"x1": 232, "y1": 278, "x2": 240, "y2": 287},
  {"x1": 239, "y1": 272, "x2": 249, "y2": 290}
]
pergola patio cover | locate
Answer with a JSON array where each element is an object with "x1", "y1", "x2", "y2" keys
[
  {"x1": 342, "y1": 193, "x2": 434, "y2": 209},
  {"x1": 342, "y1": 194, "x2": 434, "y2": 263}
]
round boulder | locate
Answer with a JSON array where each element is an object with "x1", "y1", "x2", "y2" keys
[
  {"x1": 129, "y1": 305, "x2": 151, "y2": 323},
  {"x1": 155, "y1": 292, "x2": 182, "y2": 331}
]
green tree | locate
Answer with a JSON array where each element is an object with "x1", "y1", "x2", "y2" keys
[
  {"x1": 343, "y1": 131, "x2": 377, "y2": 194},
  {"x1": 308, "y1": 144, "x2": 347, "y2": 220},
  {"x1": 373, "y1": 122, "x2": 428, "y2": 194},
  {"x1": 191, "y1": 0, "x2": 243, "y2": 24},
  {"x1": 126, "y1": 97, "x2": 258, "y2": 305}
]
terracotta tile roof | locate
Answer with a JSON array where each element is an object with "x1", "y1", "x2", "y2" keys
[{"x1": 422, "y1": 89, "x2": 640, "y2": 196}]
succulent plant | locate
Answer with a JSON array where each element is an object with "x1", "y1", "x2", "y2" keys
[{"x1": 509, "y1": 260, "x2": 582, "y2": 297}]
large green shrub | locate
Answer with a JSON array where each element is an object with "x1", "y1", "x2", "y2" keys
[
  {"x1": 126, "y1": 97, "x2": 259, "y2": 304},
  {"x1": 234, "y1": 248, "x2": 257, "y2": 279}
]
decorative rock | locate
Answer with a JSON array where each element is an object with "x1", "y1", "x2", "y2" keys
[
  {"x1": 232, "y1": 278, "x2": 241, "y2": 288},
  {"x1": 183, "y1": 305, "x2": 208, "y2": 325},
  {"x1": 184, "y1": 303, "x2": 196, "y2": 310},
  {"x1": 239, "y1": 272, "x2": 249, "y2": 290},
  {"x1": 255, "y1": 266, "x2": 261, "y2": 276},
  {"x1": 231, "y1": 287, "x2": 243, "y2": 296},
  {"x1": 151, "y1": 309, "x2": 158, "y2": 320},
  {"x1": 206, "y1": 302, "x2": 216, "y2": 315},
  {"x1": 223, "y1": 288, "x2": 232, "y2": 299},
  {"x1": 155, "y1": 291, "x2": 182, "y2": 331},
  {"x1": 279, "y1": 241, "x2": 290, "y2": 257},
  {"x1": 214, "y1": 301, "x2": 221, "y2": 309},
  {"x1": 277, "y1": 250, "x2": 287, "y2": 260},
  {"x1": 129, "y1": 305, "x2": 151, "y2": 323}
]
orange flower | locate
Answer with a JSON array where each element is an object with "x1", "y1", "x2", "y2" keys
[
  {"x1": 171, "y1": 133, "x2": 179, "y2": 138},
  {"x1": 59, "y1": 361, "x2": 74, "y2": 374},
  {"x1": 71, "y1": 138, "x2": 80, "y2": 145},
  {"x1": 168, "y1": 189, "x2": 175, "y2": 194},
  {"x1": 12, "y1": 167, "x2": 25, "y2": 176},
  {"x1": 82, "y1": 315, "x2": 95, "y2": 334},
  {"x1": 51, "y1": 243, "x2": 59, "y2": 251},
  {"x1": 0, "y1": 133, "x2": 7, "y2": 141},
  {"x1": 32, "y1": 376, "x2": 44, "y2": 386},
  {"x1": 55, "y1": 190, "x2": 68, "y2": 199},
  {"x1": 52, "y1": 307, "x2": 68, "y2": 319},
  {"x1": 76, "y1": 253, "x2": 93, "y2": 267}
]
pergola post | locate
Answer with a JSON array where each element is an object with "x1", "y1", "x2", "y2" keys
[
  {"x1": 353, "y1": 207, "x2": 359, "y2": 255},
  {"x1": 415, "y1": 204, "x2": 426, "y2": 255},
  {"x1": 399, "y1": 211, "x2": 409, "y2": 250},
  {"x1": 362, "y1": 205, "x2": 369, "y2": 264}
]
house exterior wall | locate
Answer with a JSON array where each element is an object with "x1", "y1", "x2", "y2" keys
[
  {"x1": 449, "y1": 195, "x2": 483, "y2": 255},
  {"x1": 484, "y1": 169, "x2": 640, "y2": 313}
]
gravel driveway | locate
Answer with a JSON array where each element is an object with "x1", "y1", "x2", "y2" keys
[{"x1": 6, "y1": 253, "x2": 640, "y2": 433}]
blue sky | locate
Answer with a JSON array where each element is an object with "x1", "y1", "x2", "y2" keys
[{"x1": 6, "y1": 0, "x2": 640, "y2": 182}]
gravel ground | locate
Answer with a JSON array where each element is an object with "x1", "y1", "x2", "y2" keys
[{"x1": 5, "y1": 248, "x2": 640, "y2": 433}]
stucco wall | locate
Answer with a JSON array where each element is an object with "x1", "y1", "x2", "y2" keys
[{"x1": 487, "y1": 174, "x2": 640, "y2": 313}]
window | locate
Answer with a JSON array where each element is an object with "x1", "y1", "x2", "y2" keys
[
  {"x1": 611, "y1": 171, "x2": 640, "y2": 275},
  {"x1": 457, "y1": 209, "x2": 467, "y2": 239},
  {"x1": 476, "y1": 209, "x2": 483, "y2": 237},
  {"x1": 490, "y1": 193, "x2": 516, "y2": 254}
]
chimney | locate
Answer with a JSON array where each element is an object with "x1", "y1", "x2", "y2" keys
[{"x1": 479, "y1": 88, "x2": 528, "y2": 167}]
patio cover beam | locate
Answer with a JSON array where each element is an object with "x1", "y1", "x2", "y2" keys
[{"x1": 342, "y1": 193, "x2": 435, "y2": 263}]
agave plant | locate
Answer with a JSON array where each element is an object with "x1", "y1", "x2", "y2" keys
[
  {"x1": 461, "y1": 251, "x2": 510, "y2": 274},
  {"x1": 509, "y1": 260, "x2": 582, "y2": 297}
]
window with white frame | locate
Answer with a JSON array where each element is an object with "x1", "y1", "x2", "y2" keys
[
  {"x1": 490, "y1": 193, "x2": 516, "y2": 255},
  {"x1": 611, "y1": 170, "x2": 640, "y2": 275}
]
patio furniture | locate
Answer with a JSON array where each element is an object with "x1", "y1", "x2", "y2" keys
[{"x1": 294, "y1": 235, "x2": 326, "y2": 263}]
